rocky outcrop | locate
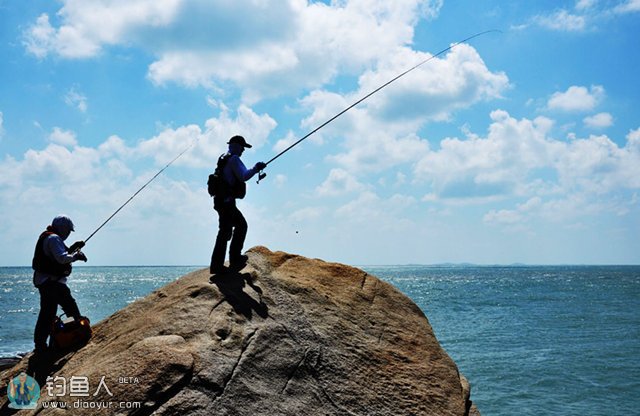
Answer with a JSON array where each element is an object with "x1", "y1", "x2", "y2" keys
[{"x1": 1, "y1": 246, "x2": 479, "y2": 415}]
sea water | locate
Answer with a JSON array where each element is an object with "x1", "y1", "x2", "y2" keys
[{"x1": 1, "y1": 265, "x2": 639, "y2": 415}]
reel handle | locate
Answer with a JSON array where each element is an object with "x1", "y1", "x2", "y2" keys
[{"x1": 257, "y1": 171, "x2": 267, "y2": 184}]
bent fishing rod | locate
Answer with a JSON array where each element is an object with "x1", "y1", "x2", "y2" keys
[
  {"x1": 77, "y1": 30, "x2": 498, "y2": 246},
  {"x1": 256, "y1": 29, "x2": 500, "y2": 183},
  {"x1": 80, "y1": 140, "x2": 198, "y2": 247}
]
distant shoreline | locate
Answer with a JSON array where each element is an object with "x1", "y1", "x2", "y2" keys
[{"x1": 0, "y1": 264, "x2": 639, "y2": 268}]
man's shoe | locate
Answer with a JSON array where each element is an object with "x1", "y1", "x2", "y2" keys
[{"x1": 229, "y1": 255, "x2": 248, "y2": 271}]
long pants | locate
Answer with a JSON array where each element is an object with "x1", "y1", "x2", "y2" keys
[
  {"x1": 210, "y1": 199, "x2": 248, "y2": 269},
  {"x1": 34, "y1": 280, "x2": 80, "y2": 349}
]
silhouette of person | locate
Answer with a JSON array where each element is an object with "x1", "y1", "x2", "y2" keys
[
  {"x1": 32, "y1": 215, "x2": 87, "y2": 354},
  {"x1": 210, "y1": 136, "x2": 265, "y2": 274}
]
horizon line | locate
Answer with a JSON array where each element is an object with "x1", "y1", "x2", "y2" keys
[{"x1": 1, "y1": 263, "x2": 639, "y2": 268}]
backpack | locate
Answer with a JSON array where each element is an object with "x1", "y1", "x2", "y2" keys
[
  {"x1": 207, "y1": 154, "x2": 247, "y2": 199},
  {"x1": 207, "y1": 154, "x2": 230, "y2": 197},
  {"x1": 50, "y1": 314, "x2": 92, "y2": 350}
]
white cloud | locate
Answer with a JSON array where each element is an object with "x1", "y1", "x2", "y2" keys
[
  {"x1": 584, "y1": 112, "x2": 613, "y2": 129},
  {"x1": 297, "y1": 89, "x2": 429, "y2": 172},
  {"x1": 0, "y1": 102, "x2": 280, "y2": 264},
  {"x1": 146, "y1": 0, "x2": 439, "y2": 98},
  {"x1": 48, "y1": 127, "x2": 78, "y2": 147},
  {"x1": 484, "y1": 197, "x2": 542, "y2": 226},
  {"x1": 555, "y1": 133, "x2": 640, "y2": 193},
  {"x1": 23, "y1": 0, "x2": 444, "y2": 100},
  {"x1": 334, "y1": 190, "x2": 416, "y2": 232},
  {"x1": 274, "y1": 174, "x2": 288, "y2": 188},
  {"x1": 417, "y1": 110, "x2": 640, "y2": 204},
  {"x1": 273, "y1": 131, "x2": 299, "y2": 154},
  {"x1": 628, "y1": 127, "x2": 640, "y2": 143},
  {"x1": 535, "y1": 9, "x2": 587, "y2": 31},
  {"x1": 137, "y1": 104, "x2": 276, "y2": 168},
  {"x1": 290, "y1": 206, "x2": 324, "y2": 222},
  {"x1": 0, "y1": 103, "x2": 275, "y2": 204},
  {"x1": 547, "y1": 85, "x2": 604, "y2": 112},
  {"x1": 315, "y1": 168, "x2": 366, "y2": 197},
  {"x1": 356, "y1": 44, "x2": 509, "y2": 122},
  {"x1": 525, "y1": 2, "x2": 640, "y2": 34},
  {"x1": 614, "y1": 0, "x2": 640, "y2": 13},
  {"x1": 64, "y1": 88, "x2": 88, "y2": 113},
  {"x1": 575, "y1": 0, "x2": 597, "y2": 11},
  {"x1": 24, "y1": 1, "x2": 182, "y2": 58},
  {"x1": 415, "y1": 110, "x2": 558, "y2": 200},
  {"x1": 23, "y1": 14, "x2": 56, "y2": 58},
  {"x1": 295, "y1": 42, "x2": 508, "y2": 174}
]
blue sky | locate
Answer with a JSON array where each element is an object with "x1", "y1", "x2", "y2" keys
[{"x1": 1, "y1": 0, "x2": 639, "y2": 266}]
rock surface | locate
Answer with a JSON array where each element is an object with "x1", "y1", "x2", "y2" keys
[{"x1": 1, "y1": 246, "x2": 479, "y2": 415}]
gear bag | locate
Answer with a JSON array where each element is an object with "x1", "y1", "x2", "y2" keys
[{"x1": 50, "y1": 314, "x2": 92, "y2": 350}]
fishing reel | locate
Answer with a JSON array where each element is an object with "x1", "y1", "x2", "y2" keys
[{"x1": 257, "y1": 171, "x2": 267, "y2": 184}]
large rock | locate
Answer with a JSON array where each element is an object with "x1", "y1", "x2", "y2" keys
[{"x1": 1, "y1": 246, "x2": 479, "y2": 415}]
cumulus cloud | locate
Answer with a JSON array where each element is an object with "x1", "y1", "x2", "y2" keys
[
  {"x1": 148, "y1": 0, "x2": 444, "y2": 98},
  {"x1": 555, "y1": 133, "x2": 640, "y2": 193},
  {"x1": 358, "y1": 43, "x2": 509, "y2": 122},
  {"x1": 334, "y1": 190, "x2": 416, "y2": 232},
  {"x1": 137, "y1": 104, "x2": 276, "y2": 168},
  {"x1": 584, "y1": 112, "x2": 613, "y2": 129},
  {"x1": 0, "y1": 102, "x2": 275, "y2": 204},
  {"x1": 547, "y1": 85, "x2": 604, "y2": 112},
  {"x1": 295, "y1": 43, "x2": 508, "y2": 173},
  {"x1": 23, "y1": 0, "x2": 444, "y2": 100},
  {"x1": 484, "y1": 197, "x2": 542, "y2": 226},
  {"x1": 415, "y1": 110, "x2": 558, "y2": 202},
  {"x1": 64, "y1": 88, "x2": 88, "y2": 113},
  {"x1": 628, "y1": 127, "x2": 640, "y2": 143},
  {"x1": 0, "y1": 102, "x2": 277, "y2": 264},
  {"x1": 415, "y1": 110, "x2": 640, "y2": 227},
  {"x1": 297, "y1": 89, "x2": 428, "y2": 172},
  {"x1": 48, "y1": 127, "x2": 78, "y2": 147},
  {"x1": 272, "y1": 131, "x2": 300, "y2": 154},
  {"x1": 23, "y1": 1, "x2": 182, "y2": 58},
  {"x1": 315, "y1": 168, "x2": 366, "y2": 197}
]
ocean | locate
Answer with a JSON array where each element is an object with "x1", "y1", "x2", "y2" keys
[{"x1": 1, "y1": 265, "x2": 639, "y2": 415}]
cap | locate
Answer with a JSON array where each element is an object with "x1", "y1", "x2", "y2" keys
[
  {"x1": 227, "y1": 135, "x2": 252, "y2": 149},
  {"x1": 52, "y1": 215, "x2": 75, "y2": 234}
]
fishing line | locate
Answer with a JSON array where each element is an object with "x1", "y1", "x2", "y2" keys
[
  {"x1": 257, "y1": 29, "x2": 500, "y2": 182},
  {"x1": 78, "y1": 30, "x2": 499, "y2": 244},
  {"x1": 82, "y1": 139, "x2": 198, "y2": 245}
]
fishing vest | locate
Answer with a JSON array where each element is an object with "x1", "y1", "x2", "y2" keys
[{"x1": 32, "y1": 231, "x2": 72, "y2": 278}]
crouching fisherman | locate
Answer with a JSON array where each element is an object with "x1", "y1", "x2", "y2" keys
[{"x1": 32, "y1": 215, "x2": 87, "y2": 354}]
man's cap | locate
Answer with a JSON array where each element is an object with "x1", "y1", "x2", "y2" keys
[
  {"x1": 227, "y1": 135, "x2": 252, "y2": 148},
  {"x1": 52, "y1": 215, "x2": 75, "y2": 233}
]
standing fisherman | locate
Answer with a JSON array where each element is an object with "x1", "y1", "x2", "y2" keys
[
  {"x1": 32, "y1": 215, "x2": 87, "y2": 354},
  {"x1": 210, "y1": 136, "x2": 266, "y2": 274}
]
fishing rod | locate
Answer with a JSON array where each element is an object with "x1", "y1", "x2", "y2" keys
[
  {"x1": 81, "y1": 140, "x2": 198, "y2": 246},
  {"x1": 256, "y1": 29, "x2": 500, "y2": 183},
  {"x1": 76, "y1": 30, "x2": 498, "y2": 245}
]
